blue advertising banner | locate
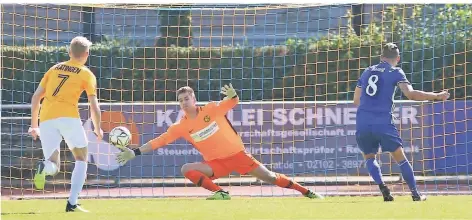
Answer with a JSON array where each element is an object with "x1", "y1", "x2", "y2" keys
[{"x1": 82, "y1": 101, "x2": 471, "y2": 179}]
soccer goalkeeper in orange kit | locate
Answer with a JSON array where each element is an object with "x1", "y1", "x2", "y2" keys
[{"x1": 116, "y1": 84, "x2": 323, "y2": 200}]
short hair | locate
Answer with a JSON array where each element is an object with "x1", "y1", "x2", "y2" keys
[
  {"x1": 382, "y1": 43, "x2": 400, "y2": 59},
  {"x1": 176, "y1": 86, "x2": 195, "y2": 97},
  {"x1": 70, "y1": 36, "x2": 92, "y2": 59}
]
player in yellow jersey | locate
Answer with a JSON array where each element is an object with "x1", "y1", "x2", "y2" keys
[{"x1": 28, "y1": 36, "x2": 103, "y2": 213}]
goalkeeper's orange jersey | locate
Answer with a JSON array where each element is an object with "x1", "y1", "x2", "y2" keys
[
  {"x1": 149, "y1": 97, "x2": 245, "y2": 161},
  {"x1": 38, "y1": 60, "x2": 97, "y2": 122}
]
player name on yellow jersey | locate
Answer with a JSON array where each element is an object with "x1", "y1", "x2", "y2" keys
[{"x1": 54, "y1": 64, "x2": 82, "y2": 74}]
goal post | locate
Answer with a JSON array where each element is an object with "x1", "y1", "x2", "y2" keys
[{"x1": 1, "y1": 3, "x2": 471, "y2": 199}]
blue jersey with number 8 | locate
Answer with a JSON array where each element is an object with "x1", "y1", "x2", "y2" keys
[{"x1": 356, "y1": 61, "x2": 410, "y2": 125}]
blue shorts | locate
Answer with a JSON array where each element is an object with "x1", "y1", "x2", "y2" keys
[{"x1": 355, "y1": 124, "x2": 403, "y2": 155}]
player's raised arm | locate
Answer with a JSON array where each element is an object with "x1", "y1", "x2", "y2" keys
[
  {"x1": 84, "y1": 71, "x2": 103, "y2": 140},
  {"x1": 391, "y1": 65, "x2": 450, "y2": 101},
  {"x1": 215, "y1": 83, "x2": 239, "y2": 113},
  {"x1": 397, "y1": 82, "x2": 450, "y2": 101},
  {"x1": 116, "y1": 124, "x2": 182, "y2": 165}
]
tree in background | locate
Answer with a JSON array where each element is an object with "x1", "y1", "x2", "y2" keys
[
  {"x1": 156, "y1": 9, "x2": 193, "y2": 47},
  {"x1": 3, "y1": 4, "x2": 471, "y2": 103}
]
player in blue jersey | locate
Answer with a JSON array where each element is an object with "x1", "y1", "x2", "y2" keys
[{"x1": 353, "y1": 43, "x2": 450, "y2": 202}]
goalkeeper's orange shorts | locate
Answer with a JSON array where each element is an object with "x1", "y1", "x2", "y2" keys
[{"x1": 204, "y1": 151, "x2": 262, "y2": 179}]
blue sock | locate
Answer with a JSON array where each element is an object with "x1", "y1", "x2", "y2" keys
[
  {"x1": 398, "y1": 160, "x2": 418, "y2": 194},
  {"x1": 366, "y1": 158, "x2": 384, "y2": 185}
]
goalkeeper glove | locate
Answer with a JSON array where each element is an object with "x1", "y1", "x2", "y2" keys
[
  {"x1": 116, "y1": 148, "x2": 141, "y2": 165},
  {"x1": 220, "y1": 83, "x2": 237, "y2": 99}
]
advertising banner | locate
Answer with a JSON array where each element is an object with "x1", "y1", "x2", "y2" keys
[{"x1": 82, "y1": 101, "x2": 471, "y2": 179}]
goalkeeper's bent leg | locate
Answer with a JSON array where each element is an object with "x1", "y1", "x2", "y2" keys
[
  {"x1": 181, "y1": 162, "x2": 223, "y2": 192},
  {"x1": 184, "y1": 170, "x2": 223, "y2": 192}
]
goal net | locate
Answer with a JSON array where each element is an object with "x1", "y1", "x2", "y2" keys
[{"x1": 1, "y1": 3, "x2": 471, "y2": 199}]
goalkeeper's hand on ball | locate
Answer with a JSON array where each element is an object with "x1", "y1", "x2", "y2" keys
[
  {"x1": 116, "y1": 147, "x2": 136, "y2": 165},
  {"x1": 220, "y1": 83, "x2": 237, "y2": 100}
]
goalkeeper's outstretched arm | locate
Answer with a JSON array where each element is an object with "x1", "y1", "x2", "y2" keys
[
  {"x1": 398, "y1": 82, "x2": 450, "y2": 101},
  {"x1": 215, "y1": 83, "x2": 239, "y2": 113},
  {"x1": 116, "y1": 125, "x2": 181, "y2": 165}
]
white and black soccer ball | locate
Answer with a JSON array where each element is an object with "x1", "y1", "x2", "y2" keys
[{"x1": 109, "y1": 126, "x2": 131, "y2": 149}]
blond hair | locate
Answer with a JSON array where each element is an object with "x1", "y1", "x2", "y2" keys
[
  {"x1": 176, "y1": 86, "x2": 195, "y2": 97},
  {"x1": 70, "y1": 36, "x2": 92, "y2": 59}
]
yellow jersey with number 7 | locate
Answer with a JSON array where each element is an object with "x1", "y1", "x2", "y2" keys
[{"x1": 39, "y1": 60, "x2": 97, "y2": 123}]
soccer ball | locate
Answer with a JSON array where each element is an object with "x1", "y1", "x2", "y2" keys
[{"x1": 109, "y1": 126, "x2": 131, "y2": 149}]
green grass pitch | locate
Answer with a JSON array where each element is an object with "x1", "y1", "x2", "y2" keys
[{"x1": 2, "y1": 196, "x2": 472, "y2": 220}]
